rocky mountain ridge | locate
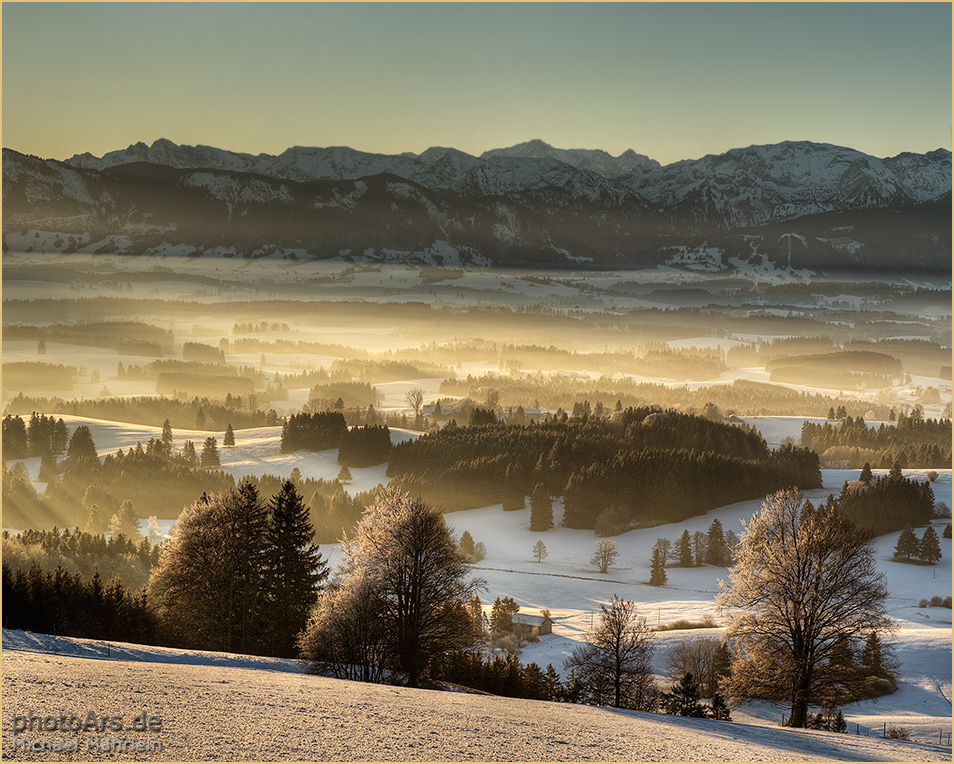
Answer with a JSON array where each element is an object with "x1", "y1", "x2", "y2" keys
[{"x1": 3, "y1": 138, "x2": 950, "y2": 273}]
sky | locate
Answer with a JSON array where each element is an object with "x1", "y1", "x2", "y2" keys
[{"x1": 2, "y1": 2, "x2": 951, "y2": 165}]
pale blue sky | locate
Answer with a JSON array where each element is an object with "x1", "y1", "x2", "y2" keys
[{"x1": 3, "y1": 2, "x2": 950, "y2": 164}]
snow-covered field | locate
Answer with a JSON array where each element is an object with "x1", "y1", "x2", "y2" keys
[
  {"x1": 2, "y1": 629, "x2": 950, "y2": 762},
  {"x1": 3, "y1": 415, "x2": 951, "y2": 759}
]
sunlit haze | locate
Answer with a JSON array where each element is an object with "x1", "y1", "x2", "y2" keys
[{"x1": 2, "y1": 2, "x2": 951, "y2": 163}]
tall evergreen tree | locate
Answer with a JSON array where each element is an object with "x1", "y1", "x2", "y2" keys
[
  {"x1": 161, "y1": 419, "x2": 174, "y2": 453},
  {"x1": 529, "y1": 483, "x2": 554, "y2": 531},
  {"x1": 109, "y1": 499, "x2": 142, "y2": 541},
  {"x1": 649, "y1": 546, "x2": 667, "y2": 587},
  {"x1": 859, "y1": 462, "x2": 873, "y2": 486},
  {"x1": 893, "y1": 525, "x2": 919, "y2": 561},
  {"x1": 65, "y1": 425, "x2": 98, "y2": 464},
  {"x1": 201, "y1": 436, "x2": 220, "y2": 468},
  {"x1": 182, "y1": 439, "x2": 198, "y2": 467},
  {"x1": 224, "y1": 423, "x2": 236, "y2": 447},
  {"x1": 678, "y1": 529, "x2": 693, "y2": 567},
  {"x1": 265, "y1": 480, "x2": 328, "y2": 657},
  {"x1": 490, "y1": 596, "x2": 520, "y2": 635},
  {"x1": 706, "y1": 518, "x2": 727, "y2": 566},
  {"x1": 918, "y1": 525, "x2": 942, "y2": 564},
  {"x1": 662, "y1": 672, "x2": 707, "y2": 717}
]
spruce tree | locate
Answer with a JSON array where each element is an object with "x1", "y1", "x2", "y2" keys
[
  {"x1": 490, "y1": 596, "x2": 520, "y2": 635},
  {"x1": 678, "y1": 529, "x2": 693, "y2": 567},
  {"x1": 917, "y1": 526, "x2": 942, "y2": 564},
  {"x1": 110, "y1": 499, "x2": 142, "y2": 541},
  {"x1": 707, "y1": 689, "x2": 732, "y2": 720},
  {"x1": 892, "y1": 525, "x2": 918, "y2": 561},
  {"x1": 200, "y1": 437, "x2": 220, "y2": 468},
  {"x1": 38, "y1": 453, "x2": 58, "y2": 482},
  {"x1": 224, "y1": 423, "x2": 235, "y2": 447},
  {"x1": 265, "y1": 480, "x2": 328, "y2": 657},
  {"x1": 859, "y1": 462, "x2": 873, "y2": 486},
  {"x1": 649, "y1": 546, "x2": 667, "y2": 586},
  {"x1": 706, "y1": 518, "x2": 727, "y2": 566},
  {"x1": 529, "y1": 483, "x2": 553, "y2": 531},
  {"x1": 182, "y1": 440, "x2": 198, "y2": 467},
  {"x1": 459, "y1": 530, "x2": 476, "y2": 558},
  {"x1": 662, "y1": 672, "x2": 706, "y2": 717},
  {"x1": 161, "y1": 419, "x2": 174, "y2": 453}
]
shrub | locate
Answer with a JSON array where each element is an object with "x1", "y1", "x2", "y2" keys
[{"x1": 886, "y1": 726, "x2": 910, "y2": 740}]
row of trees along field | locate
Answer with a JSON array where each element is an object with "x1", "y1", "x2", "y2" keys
[
  {"x1": 387, "y1": 407, "x2": 821, "y2": 529},
  {"x1": 438, "y1": 375, "x2": 894, "y2": 420},
  {"x1": 5, "y1": 394, "x2": 281, "y2": 430},
  {"x1": 800, "y1": 411, "x2": 952, "y2": 468}
]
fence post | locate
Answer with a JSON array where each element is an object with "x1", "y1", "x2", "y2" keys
[{"x1": 882, "y1": 722, "x2": 886, "y2": 738}]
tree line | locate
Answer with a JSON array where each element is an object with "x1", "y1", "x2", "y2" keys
[
  {"x1": 800, "y1": 412, "x2": 951, "y2": 469},
  {"x1": 387, "y1": 408, "x2": 820, "y2": 529}
]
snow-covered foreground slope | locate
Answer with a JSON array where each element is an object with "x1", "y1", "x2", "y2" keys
[{"x1": 2, "y1": 630, "x2": 949, "y2": 762}]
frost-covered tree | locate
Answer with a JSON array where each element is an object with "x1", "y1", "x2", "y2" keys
[
  {"x1": 564, "y1": 596, "x2": 656, "y2": 710},
  {"x1": 300, "y1": 488, "x2": 480, "y2": 687},
  {"x1": 591, "y1": 538, "x2": 619, "y2": 574},
  {"x1": 149, "y1": 481, "x2": 271, "y2": 653},
  {"x1": 717, "y1": 489, "x2": 890, "y2": 727}
]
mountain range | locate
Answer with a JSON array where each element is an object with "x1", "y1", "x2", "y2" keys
[{"x1": 3, "y1": 138, "x2": 950, "y2": 273}]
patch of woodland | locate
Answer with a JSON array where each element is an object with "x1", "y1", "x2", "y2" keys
[
  {"x1": 765, "y1": 351, "x2": 902, "y2": 389},
  {"x1": 832, "y1": 466, "x2": 936, "y2": 537},
  {"x1": 4, "y1": 321, "x2": 173, "y2": 357},
  {"x1": 386, "y1": 407, "x2": 822, "y2": 526},
  {"x1": 800, "y1": 411, "x2": 951, "y2": 469}
]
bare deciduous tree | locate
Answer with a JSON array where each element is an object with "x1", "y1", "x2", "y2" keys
[
  {"x1": 404, "y1": 387, "x2": 425, "y2": 418},
  {"x1": 716, "y1": 489, "x2": 891, "y2": 727},
  {"x1": 565, "y1": 596, "x2": 656, "y2": 710},
  {"x1": 590, "y1": 538, "x2": 618, "y2": 574}
]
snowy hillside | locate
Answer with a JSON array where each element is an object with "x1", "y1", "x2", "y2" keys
[
  {"x1": 3, "y1": 412, "x2": 951, "y2": 759},
  {"x1": 3, "y1": 628, "x2": 950, "y2": 761}
]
